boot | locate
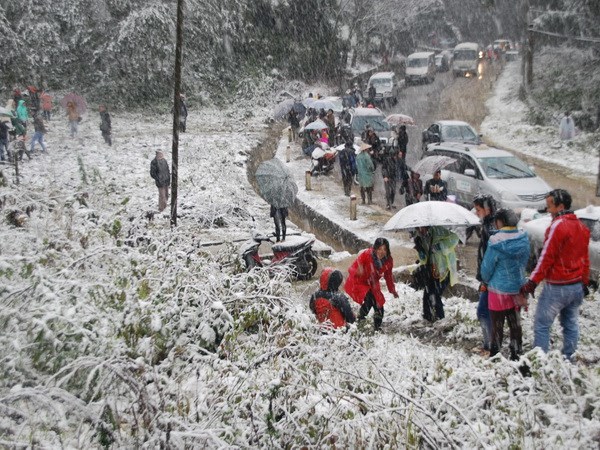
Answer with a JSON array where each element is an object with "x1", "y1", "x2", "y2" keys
[
  {"x1": 367, "y1": 189, "x2": 373, "y2": 205},
  {"x1": 360, "y1": 189, "x2": 366, "y2": 205}
]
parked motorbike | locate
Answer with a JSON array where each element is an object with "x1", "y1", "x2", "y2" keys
[
  {"x1": 310, "y1": 145, "x2": 338, "y2": 176},
  {"x1": 240, "y1": 232, "x2": 318, "y2": 280}
]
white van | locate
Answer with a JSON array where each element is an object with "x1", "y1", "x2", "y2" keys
[
  {"x1": 405, "y1": 52, "x2": 436, "y2": 85},
  {"x1": 452, "y1": 42, "x2": 482, "y2": 77},
  {"x1": 366, "y1": 72, "x2": 400, "y2": 107}
]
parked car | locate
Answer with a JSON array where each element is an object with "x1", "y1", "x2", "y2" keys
[
  {"x1": 422, "y1": 120, "x2": 482, "y2": 152},
  {"x1": 366, "y1": 72, "x2": 400, "y2": 108},
  {"x1": 493, "y1": 39, "x2": 513, "y2": 53},
  {"x1": 435, "y1": 54, "x2": 449, "y2": 72},
  {"x1": 422, "y1": 141, "x2": 552, "y2": 211},
  {"x1": 405, "y1": 52, "x2": 436, "y2": 85},
  {"x1": 347, "y1": 107, "x2": 394, "y2": 149},
  {"x1": 522, "y1": 205, "x2": 600, "y2": 284},
  {"x1": 452, "y1": 42, "x2": 482, "y2": 77},
  {"x1": 505, "y1": 50, "x2": 519, "y2": 62}
]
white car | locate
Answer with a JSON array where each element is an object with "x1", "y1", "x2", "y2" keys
[
  {"x1": 423, "y1": 141, "x2": 552, "y2": 211},
  {"x1": 522, "y1": 205, "x2": 600, "y2": 284}
]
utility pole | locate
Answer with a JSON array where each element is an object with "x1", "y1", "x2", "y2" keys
[
  {"x1": 525, "y1": 0, "x2": 534, "y2": 86},
  {"x1": 170, "y1": 0, "x2": 184, "y2": 227}
]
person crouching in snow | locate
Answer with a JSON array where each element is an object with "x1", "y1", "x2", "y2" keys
[
  {"x1": 310, "y1": 268, "x2": 356, "y2": 329},
  {"x1": 344, "y1": 238, "x2": 399, "y2": 331}
]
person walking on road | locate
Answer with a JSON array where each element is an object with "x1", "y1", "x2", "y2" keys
[
  {"x1": 270, "y1": 205, "x2": 288, "y2": 242},
  {"x1": 381, "y1": 148, "x2": 398, "y2": 210},
  {"x1": 473, "y1": 194, "x2": 497, "y2": 354},
  {"x1": 520, "y1": 189, "x2": 590, "y2": 361},
  {"x1": 344, "y1": 238, "x2": 399, "y2": 331},
  {"x1": 396, "y1": 125, "x2": 408, "y2": 159},
  {"x1": 481, "y1": 208, "x2": 529, "y2": 360},
  {"x1": 338, "y1": 142, "x2": 357, "y2": 196},
  {"x1": 150, "y1": 150, "x2": 171, "y2": 212},
  {"x1": 356, "y1": 142, "x2": 375, "y2": 205}
]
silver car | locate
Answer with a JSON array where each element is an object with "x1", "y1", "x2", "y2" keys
[{"x1": 423, "y1": 142, "x2": 552, "y2": 211}]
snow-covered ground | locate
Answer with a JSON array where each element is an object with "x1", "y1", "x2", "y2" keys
[
  {"x1": 481, "y1": 61, "x2": 600, "y2": 179},
  {"x1": 1, "y1": 77, "x2": 600, "y2": 447}
]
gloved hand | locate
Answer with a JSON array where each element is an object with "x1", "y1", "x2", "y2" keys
[
  {"x1": 583, "y1": 284, "x2": 590, "y2": 297},
  {"x1": 520, "y1": 279, "x2": 537, "y2": 297}
]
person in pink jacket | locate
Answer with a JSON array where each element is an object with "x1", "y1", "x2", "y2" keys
[{"x1": 344, "y1": 238, "x2": 399, "y2": 331}]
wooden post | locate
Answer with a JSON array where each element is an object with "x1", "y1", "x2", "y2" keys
[
  {"x1": 285, "y1": 145, "x2": 291, "y2": 163},
  {"x1": 305, "y1": 170, "x2": 312, "y2": 191},
  {"x1": 350, "y1": 194, "x2": 357, "y2": 220}
]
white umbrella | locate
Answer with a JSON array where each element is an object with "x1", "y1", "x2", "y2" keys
[
  {"x1": 309, "y1": 99, "x2": 338, "y2": 112},
  {"x1": 411, "y1": 155, "x2": 456, "y2": 176},
  {"x1": 383, "y1": 201, "x2": 480, "y2": 230},
  {"x1": 0, "y1": 106, "x2": 15, "y2": 118},
  {"x1": 386, "y1": 113, "x2": 416, "y2": 126},
  {"x1": 303, "y1": 119, "x2": 329, "y2": 131}
]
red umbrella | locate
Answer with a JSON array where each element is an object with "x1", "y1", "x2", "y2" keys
[{"x1": 60, "y1": 93, "x2": 87, "y2": 114}]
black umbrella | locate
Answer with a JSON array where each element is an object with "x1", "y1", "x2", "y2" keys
[{"x1": 255, "y1": 158, "x2": 298, "y2": 208}]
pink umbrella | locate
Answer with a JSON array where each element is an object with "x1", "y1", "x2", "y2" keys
[
  {"x1": 60, "y1": 93, "x2": 87, "y2": 114},
  {"x1": 386, "y1": 113, "x2": 416, "y2": 126}
]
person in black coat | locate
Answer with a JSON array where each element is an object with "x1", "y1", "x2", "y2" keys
[
  {"x1": 424, "y1": 169, "x2": 447, "y2": 201},
  {"x1": 396, "y1": 125, "x2": 408, "y2": 159},
  {"x1": 381, "y1": 148, "x2": 398, "y2": 209},
  {"x1": 150, "y1": 150, "x2": 171, "y2": 212},
  {"x1": 172, "y1": 94, "x2": 188, "y2": 132},
  {"x1": 338, "y1": 142, "x2": 357, "y2": 196},
  {"x1": 99, "y1": 104, "x2": 112, "y2": 146},
  {"x1": 270, "y1": 205, "x2": 288, "y2": 242}
]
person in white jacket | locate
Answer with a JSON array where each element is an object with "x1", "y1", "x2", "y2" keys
[{"x1": 559, "y1": 111, "x2": 575, "y2": 140}]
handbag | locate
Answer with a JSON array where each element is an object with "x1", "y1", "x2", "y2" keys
[{"x1": 411, "y1": 264, "x2": 429, "y2": 290}]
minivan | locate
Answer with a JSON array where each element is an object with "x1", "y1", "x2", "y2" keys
[
  {"x1": 405, "y1": 52, "x2": 436, "y2": 85},
  {"x1": 367, "y1": 72, "x2": 400, "y2": 107},
  {"x1": 452, "y1": 42, "x2": 482, "y2": 77}
]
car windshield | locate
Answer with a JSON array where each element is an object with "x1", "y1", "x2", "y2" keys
[
  {"x1": 371, "y1": 78, "x2": 392, "y2": 87},
  {"x1": 407, "y1": 58, "x2": 428, "y2": 68},
  {"x1": 351, "y1": 115, "x2": 391, "y2": 133},
  {"x1": 477, "y1": 156, "x2": 536, "y2": 179},
  {"x1": 441, "y1": 124, "x2": 478, "y2": 142},
  {"x1": 454, "y1": 50, "x2": 477, "y2": 60}
]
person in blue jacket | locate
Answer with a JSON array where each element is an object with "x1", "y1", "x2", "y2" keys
[{"x1": 480, "y1": 208, "x2": 530, "y2": 360}]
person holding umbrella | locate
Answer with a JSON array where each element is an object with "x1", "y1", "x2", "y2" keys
[
  {"x1": 414, "y1": 226, "x2": 459, "y2": 322},
  {"x1": 270, "y1": 205, "x2": 288, "y2": 242},
  {"x1": 424, "y1": 169, "x2": 447, "y2": 201},
  {"x1": 344, "y1": 238, "x2": 399, "y2": 331}
]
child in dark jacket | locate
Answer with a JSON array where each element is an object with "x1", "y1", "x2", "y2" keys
[{"x1": 310, "y1": 268, "x2": 356, "y2": 329}]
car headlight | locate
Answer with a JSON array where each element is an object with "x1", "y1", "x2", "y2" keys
[{"x1": 499, "y1": 190, "x2": 520, "y2": 202}]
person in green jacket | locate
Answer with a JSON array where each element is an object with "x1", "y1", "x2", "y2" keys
[
  {"x1": 16, "y1": 99, "x2": 29, "y2": 132},
  {"x1": 414, "y1": 226, "x2": 459, "y2": 322},
  {"x1": 356, "y1": 142, "x2": 375, "y2": 205}
]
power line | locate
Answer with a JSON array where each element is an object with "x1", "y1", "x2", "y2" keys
[{"x1": 528, "y1": 27, "x2": 600, "y2": 44}]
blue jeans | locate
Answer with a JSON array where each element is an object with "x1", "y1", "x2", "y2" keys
[
  {"x1": 30, "y1": 132, "x2": 47, "y2": 152},
  {"x1": 533, "y1": 282, "x2": 584, "y2": 360},
  {"x1": 477, "y1": 290, "x2": 491, "y2": 350}
]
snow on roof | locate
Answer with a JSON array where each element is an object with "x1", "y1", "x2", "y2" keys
[
  {"x1": 369, "y1": 71, "x2": 395, "y2": 79},
  {"x1": 408, "y1": 52, "x2": 434, "y2": 59},
  {"x1": 454, "y1": 42, "x2": 479, "y2": 49}
]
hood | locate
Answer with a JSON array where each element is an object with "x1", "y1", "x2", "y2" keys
[
  {"x1": 488, "y1": 229, "x2": 529, "y2": 257},
  {"x1": 489, "y1": 176, "x2": 551, "y2": 197},
  {"x1": 319, "y1": 267, "x2": 343, "y2": 291},
  {"x1": 155, "y1": 150, "x2": 164, "y2": 159},
  {"x1": 17, "y1": 99, "x2": 25, "y2": 107}
]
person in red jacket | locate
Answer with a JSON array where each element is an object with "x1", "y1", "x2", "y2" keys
[
  {"x1": 309, "y1": 268, "x2": 355, "y2": 329},
  {"x1": 521, "y1": 189, "x2": 590, "y2": 360},
  {"x1": 344, "y1": 238, "x2": 399, "y2": 331}
]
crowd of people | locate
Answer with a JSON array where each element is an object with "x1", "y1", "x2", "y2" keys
[
  {"x1": 309, "y1": 187, "x2": 590, "y2": 363},
  {"x1": 1, "y1": 86, "x2": 113, "y2": 163}
]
